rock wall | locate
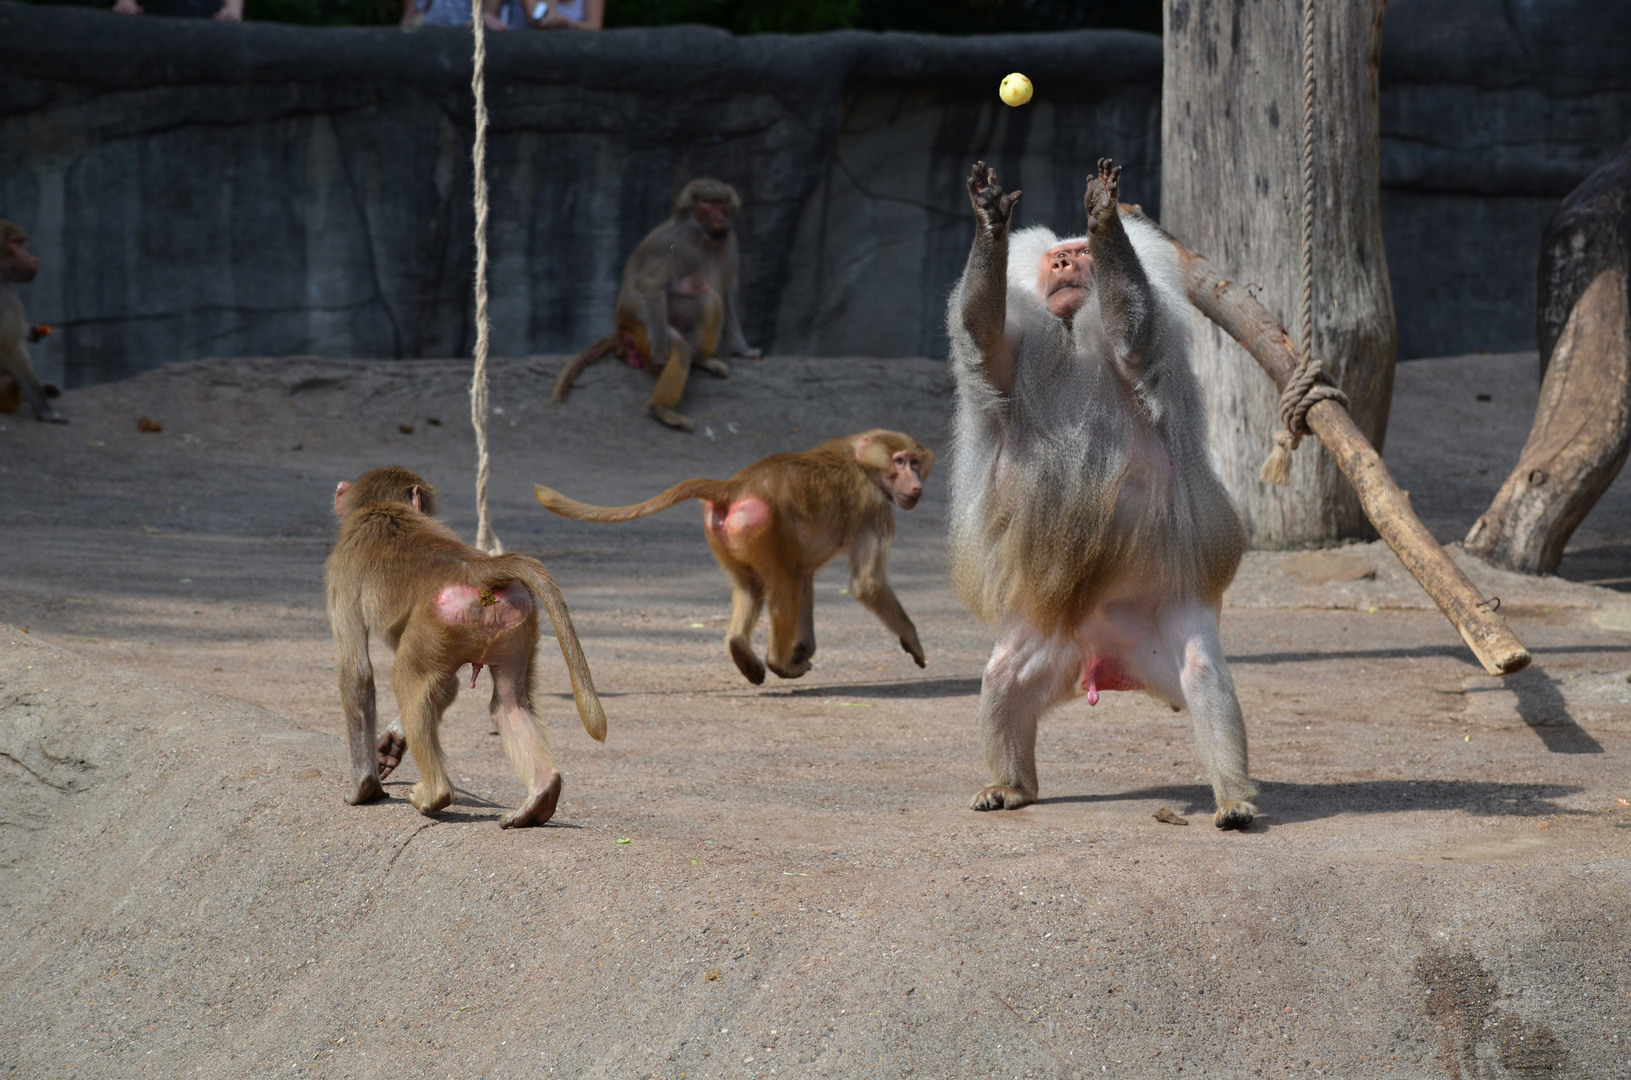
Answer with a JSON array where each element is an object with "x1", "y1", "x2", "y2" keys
[
  {"x1": 1, "y1": 0, "x2": 1628, "y2": 385},
  {"x1": 0, "y1": 3, "x2": 1160, "y2": 386},
  {"x1": 1380, "y1": 0, "x2": 1631, "y2": 359}
]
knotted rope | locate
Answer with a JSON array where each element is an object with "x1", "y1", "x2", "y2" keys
[
  {"x1": 468, "y1": 0, "x2": 502, "y2": 554},
  {"x1": 1260, "y1": 0, "x2": 1350, "y2": 487}
]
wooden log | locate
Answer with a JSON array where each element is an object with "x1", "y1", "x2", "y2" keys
[
  {"x1": 1464, "y1": 139, "x2": 1631, "y2": 575},
  {"x1": 1161, "y1": 0, "x2": 1395, "y2": 548},
  {"x1": 1174, "y1": 240, "x2": 1532, "y2": 677}
]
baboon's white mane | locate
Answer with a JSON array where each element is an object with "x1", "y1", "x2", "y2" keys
[{"x1": 1004, "y1": 226, "x2": 1074, "y2": 302}]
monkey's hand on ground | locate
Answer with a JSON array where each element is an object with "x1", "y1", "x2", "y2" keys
[
  {"x1": 697, "y1": 357, "x2": 731, "y2": 378},
  {"x1": 376, "y1": 727, "x2": 407, "y2": 780},
  {"x1": 729, "y1": 345, "x2": 763, "y2": 361},
  {"x1": 900, "y1": 633, "x2": 926, "y2": 668},
  {"x1": 967, "y1": 161, "x2": 1021, "y2": 239},
  {"x1": 1085, "y1": 157, "x2": 1122, "y2": 234}
]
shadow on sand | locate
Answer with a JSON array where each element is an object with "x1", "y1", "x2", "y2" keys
[
  {"x1": 773, "y1": 662, "x2": 1606, "y2": 754},
  {"x1": 1037, "y1": 778, "x2": 1587, "y2": 829},
  {"x1": 1227, "y1": 642, "x2": 1630, "y2": 666},
  {"x1": 376, "y1": 782, "x2": 584, "y2": 827},
  {"x1": 1500, "y1": 665, "x2": 1604, "y2": 754},
  {"x1": 776, "y1": 676, "x2": 985, "y2": 700}
]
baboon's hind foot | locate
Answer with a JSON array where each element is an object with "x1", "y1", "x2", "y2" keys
[
  {"x1": 500, "y1": 772, "x2": 563, "y2": 829},
  {"x1": 970, "y1": 784, "x2": 1034, "y2": 811}
]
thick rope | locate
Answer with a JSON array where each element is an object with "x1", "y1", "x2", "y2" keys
[
  {"x1": 468, "y1": 0, "x2": 502, "y2": 553},
  {"x1": 1261, "y1": 0, "x2": 1349, "y2": 487}
]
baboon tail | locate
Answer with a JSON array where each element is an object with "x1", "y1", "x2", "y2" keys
[
  {"x1": 533, "y1": 477, "x2": 734, "y2": 524},
  {"x1": 487, "y1": 555, "x2": 607, "y2": 742},
  {"x1": 551, "y1": 338, "x2": 617, "y2": 404}
]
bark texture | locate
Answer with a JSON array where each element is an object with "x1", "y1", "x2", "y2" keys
[
  {"x1": 1466, "y1": 139, "x2": 1631, "y2": 574},
  {"x1": 1161, "y1": 0, "x2": 1396, "y2": 547}
]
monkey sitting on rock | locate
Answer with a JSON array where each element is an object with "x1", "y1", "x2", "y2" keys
[
  {"x1": 534, "y1": 430, "x2": 932, "y2": 684},
  {"x1": 0, "y1": 221, "x2": 66, "y2": 423},
  {"x1": 552, "y1": 178, "x2": 759, "y2": 432},
  {"x1": 946, "y1": 159, "x2": 1257, "y2": 829}
]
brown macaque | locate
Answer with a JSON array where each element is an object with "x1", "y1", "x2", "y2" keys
[
  {"x1": 534, "y1": 430, "x2": 932, "y2": 682},
  {"x1": 325, "y1": 466, "x2": 606, "y2": 828},
  {"x1": 947, "y1": 159, "x2": 1256, "y2": 829},
  {"x1": 551, "y1": 178, "x2": 759, "y2": 431},
  {"x1": 0, "y1": 222, "x2": 65, "y2": 423}
]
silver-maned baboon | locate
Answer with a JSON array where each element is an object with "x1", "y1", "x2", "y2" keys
[{"x1": 946, "y1": 159, "x2": 1255, "y2": 829}]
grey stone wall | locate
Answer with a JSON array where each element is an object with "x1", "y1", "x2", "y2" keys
[
  {"x1": 0, "y1": 2, "x2": 1160, "y2": 386},
  {"x1": 1380, "y1": 0, "x2": 1631, "y2": 358},
  {"x1": 2, "y1": 0, "x2": 1629, "y2": 385}
]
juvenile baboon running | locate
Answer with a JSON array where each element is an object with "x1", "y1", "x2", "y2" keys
[
  {"x1": 947, "y1": 159, "x2": 1256, "y2": 829},
  {"x1": 534, "y1": 430, "x2": 932, "y2": 683},
  {"x1": 325, "y1": 466, "x2": 606, "y2": 828},
  {"x1": 551, "y1": 178, "x2": 758, "y2": 431}
]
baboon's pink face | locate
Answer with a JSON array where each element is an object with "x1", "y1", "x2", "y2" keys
[
  {"x1": 1039, "y1": 240, "x2": 1093, "y2": 321},
  {"x1": 694, "y1": 197, "x2": 731, "y2": 239},
  {"x1": 1, "y1": 233, "x2": 38, "y2": 284},
  {"x1": 885, "y1": 448, "x2": 927, "y2": 509}
]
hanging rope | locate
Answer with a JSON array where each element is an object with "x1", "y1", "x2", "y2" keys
[
  {"x1": 1260, "y1": 0, "x2": 1350, "y2": 488},
  {"x1": 468, "y1": 0, "x2": 502, "y2": 553}
]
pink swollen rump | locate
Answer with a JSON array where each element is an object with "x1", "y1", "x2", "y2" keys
[
  {"x1": 705, "y1": 496, "x2": 771, "y2": 551},
  {"x1": 613, "y1": 332, "x2": 647, "y2": 369},
  {"x1": 432, "y1": 580, "x2": 532, "y2": 630}
]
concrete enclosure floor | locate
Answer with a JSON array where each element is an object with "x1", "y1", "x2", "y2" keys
[{"x1": 0, "y1": 352, "x2": 1627, "y2": 1079}]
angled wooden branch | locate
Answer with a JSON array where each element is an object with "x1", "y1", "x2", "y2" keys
[{"x1": 1172, "y1": 239, "x2": 1532, "y2": 677}]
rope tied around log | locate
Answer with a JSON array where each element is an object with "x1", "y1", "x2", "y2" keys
[
  {"x1": 1261, "y1": 359, "x2": 1350, "y2": 485},
  {"x1": 1260, "y1": 0, "x2": 1351, "y2": 488}
]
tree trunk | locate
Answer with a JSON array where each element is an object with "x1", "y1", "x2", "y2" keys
[
  {"x1": 1464, "y1": 139, "x2": 1631, "y2": 575},
  {"x1": 1160, "y1": 0, "x2": 1396, "y2": 547}
]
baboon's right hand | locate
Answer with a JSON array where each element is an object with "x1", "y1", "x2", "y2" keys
[{"x1": 967, "y1": 161, "x2": 1021, "y2": 239}]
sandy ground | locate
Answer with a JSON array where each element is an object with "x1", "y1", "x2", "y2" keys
[{"x1": 0, "y1": 351, "x2": 1628, "y2": 1079}]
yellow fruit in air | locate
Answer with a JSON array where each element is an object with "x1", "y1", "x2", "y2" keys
[{"x1": 999, "y1": 73, "x2": 1033, "y2": 107}]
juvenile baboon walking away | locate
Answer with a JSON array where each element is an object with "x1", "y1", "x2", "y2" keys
[
  {"x1": 535, "y1": 430, "x2": 932, "y2": 683},
  {"x1": 552, "y1": 178, "x2": 759, "y2": 432},
  {"x1": 325, "y1": 466, "x2": 606, "y2": 828},
  {"x1": 947, "y1": 159, "x2": 1257, "y2": 829}
]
